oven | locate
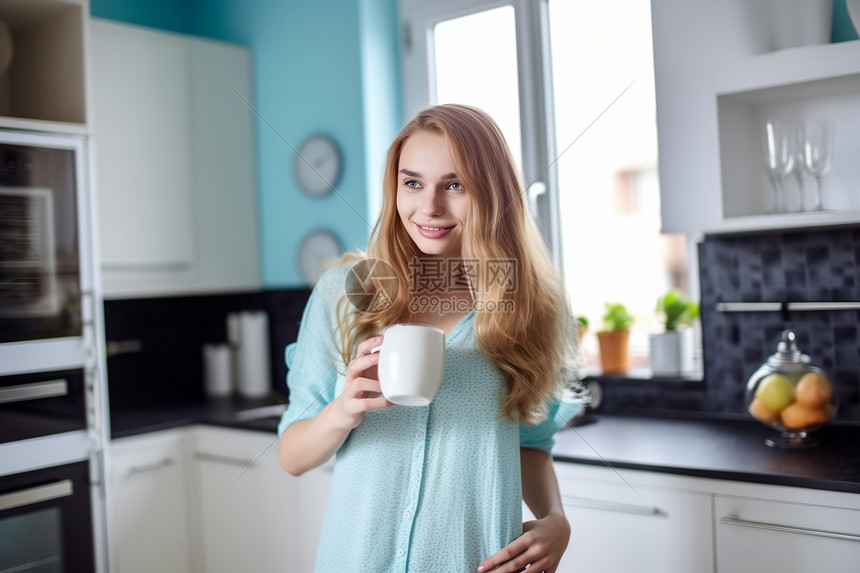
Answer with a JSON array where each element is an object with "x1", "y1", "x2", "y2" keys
[
  {"x1": 0, "y1": 460, "x2": 95, "y2": 572},
  {"x1": 0, "y1": 130, "x2": 107, "y2": 573}
]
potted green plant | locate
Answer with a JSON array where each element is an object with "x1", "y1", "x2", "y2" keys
[
  {"x1": 596, "y1": 303, "x2": 634, "y2": 373},
  {"x1": 575, "y1": 315, "x2": 589, "y2": 343},
  {"x1": 650, "y1": 289, "x2": 699, "y2": 376}
]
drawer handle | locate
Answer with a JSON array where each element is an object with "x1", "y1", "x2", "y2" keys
[
  {"x1": 0, "y1": 379, "x2": 68, "y2": 405},
  {"x1": 562, "y1": 495, "x2": 664, "y2": 517},
  {"x1": 194, "y1": 452, "x2": 256, "y2": 468},
  {"x1": 127, "y1": 458, "x2": 175, "y2": 476},
  {"x1": 0, "y1": 480, "x2": 73, "y2": 511},
  {"x1": 721, "y1": 516, "x2": 860, "y2": 542}
]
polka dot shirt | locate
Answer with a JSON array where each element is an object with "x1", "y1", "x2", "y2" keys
[{"x1": 278, "y1": 264, "x2": 573, "y2": 572}]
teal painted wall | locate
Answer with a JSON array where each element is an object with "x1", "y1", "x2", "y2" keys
[
  {"x1": 832, "y1": 0, "x2": 860, "y2": 42},
  {"x1": 90, "y1": 0, "x2": 402, "y2": 287}
]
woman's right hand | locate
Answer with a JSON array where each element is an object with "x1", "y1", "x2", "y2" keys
[{"x1": 336, "y1": 335, "x2": 394, "y2": 429}]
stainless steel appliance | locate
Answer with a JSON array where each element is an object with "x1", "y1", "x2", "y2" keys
[
  {"x1": 0, "y1": 130, "x2": 106, "y2": 573},
  {"x1": 0, "y1": 460, "x2": 95, "y2": 572}
]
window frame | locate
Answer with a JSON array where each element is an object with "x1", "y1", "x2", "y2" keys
[{"x1": 399, "y1": 0, "x2": 564, "y2": 271}]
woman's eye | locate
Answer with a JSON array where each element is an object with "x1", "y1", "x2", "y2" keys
[
  {"x1": 405, "y1": 180, "x2": 421, "y2": 189},
  {"x1": 448, "y1": 182, "x2": 463, "y2": 191}
]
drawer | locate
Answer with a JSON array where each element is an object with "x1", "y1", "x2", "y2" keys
[{"x1": 715, "y1": 494, "x2": 860, "y2": 572}]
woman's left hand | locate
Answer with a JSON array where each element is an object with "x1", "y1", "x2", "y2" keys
[{"x1": 476, "y1": 512, "x2": 571, "y2": 573}]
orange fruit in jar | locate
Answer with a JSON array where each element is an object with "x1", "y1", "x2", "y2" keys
[
  {"x1": 795, "y1": 372, "x2": 833, "y2": 408},
  {"x1": 780, "y1": 402, "x2": 829, "y2": 429},
  {"x1": 748, "y1": 398, "x2": 780, "y2": 423}
]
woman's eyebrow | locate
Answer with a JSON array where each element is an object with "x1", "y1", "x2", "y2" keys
[{"x1": 399, "y1": 168, "x2": 458, "y2": 180}]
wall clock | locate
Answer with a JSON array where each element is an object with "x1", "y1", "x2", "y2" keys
[
  {"x1": 294, "y1": 134, "x2": 342, "y2": 197},
  {"x1": 299, "y1": 229, "x2": 344, "y2": 285}
]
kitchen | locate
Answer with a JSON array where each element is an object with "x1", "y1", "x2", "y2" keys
[{"x1": 1, "y1": 0, "x2": 859, "y2": 572}]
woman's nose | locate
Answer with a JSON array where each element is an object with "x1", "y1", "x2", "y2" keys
[{"x1": 420, "y1": 191, "x2": 444, "y2": 216}]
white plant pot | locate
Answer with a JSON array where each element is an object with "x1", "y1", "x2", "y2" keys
[{"x1": 649, "y1": 328, "x2": 694, "y2": 376}]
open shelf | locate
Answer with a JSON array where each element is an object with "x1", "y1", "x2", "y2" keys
[
  {"x1": 0, "y1": 0, "x2": 87, "y2": 130},
  {"x1": 715, "y1": 39, "x2": 860, "y2": 96},
  {"x1": 714, "y1": 40, "x2": 860, "y2": 230}
]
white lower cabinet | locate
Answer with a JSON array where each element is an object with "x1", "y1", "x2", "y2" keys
[
  {"x1": 714, "y1": 493, "x2": 860, "y2": 572},
  {"x1": 108, "y1": 426, "x2": 332, "y2": 573},
  {"x1": 108, "y1": 430, "x2": 194, "y2": 573},
  {"x1": 552, "y1": 463, "x2": 860, "y2": 573},
  {"x1": 553, "y1": 463, "x2": 713, "y2": 573},
  {"x1": 190, "y1": 426, "x2": 332, "y2": 573}
]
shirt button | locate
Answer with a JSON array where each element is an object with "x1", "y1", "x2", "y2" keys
[
  {"x1": 397, "y1": 549, "x2": 405, "y2": 558},
  {"x1": 412, "y1": 472, "x2": 420, "y2": 481},
  {"x1": 416, "y1": 432, "x2": 424, "y2": 440},
  {"x1": 404, "y1": 511, "x2": 411, "y2": 520}
]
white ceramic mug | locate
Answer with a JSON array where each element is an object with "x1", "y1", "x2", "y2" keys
[{"x1": 372, "y1": 324, "x2": 445, "y2": 406}]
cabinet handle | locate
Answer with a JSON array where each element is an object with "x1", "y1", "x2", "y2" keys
[
  {"x1": 721, "y1": 516, "x2": 860, "y2": 542},
  {"x1": 0, "y1": 480, "x2": 73, "y2": 511},
  {"x1": 0, "y1": 379, "x2": 68, "y2": 405},
  {"x1": 126, "y1": 458, "x2": 175, "y2": 476},
  {"x1": 562, "y1": 495, "x2": 664, "y2": 517},
  {"x1": 194, "y1": 452, "x2": 256, "y2": 468}
]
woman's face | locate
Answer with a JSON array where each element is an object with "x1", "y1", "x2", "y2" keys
[{"x1": 396, "y1": 130, "x2": 468, "y2": 259}]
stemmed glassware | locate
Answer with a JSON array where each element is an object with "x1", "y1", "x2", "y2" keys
[
  {"x1": 789, "y1": 124, "x2": 806, "y2": 212},
  {"x1": 763, "y1": 119, "x2": 795, "y2": 213},
  {"x1": 800, "y1": 120, "x2": 834, "y2": 212}
]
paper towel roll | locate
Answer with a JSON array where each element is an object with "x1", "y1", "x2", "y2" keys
[
  {"x1": 236, "y1": 311, "x2": 272, "y2": 399},
  {"x1": 203, "y1": 344, "x2": 233, "y2": 398}
]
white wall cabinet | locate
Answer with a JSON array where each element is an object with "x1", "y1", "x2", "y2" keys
[
  {"x1": 652, "y1": 0, "x2": 860, "y2": 235},
  {"x1": 108, "y1": 430, "x2": 194, "y2": 573},
  {"x1": 91, "y1": 19, "x2": 260, "y2": 298},
  {"x1": 191, "y1": 426, "x2": 331, "y2": 573},
  {"x1": 553, "y1": 463, "x2": 713, "y2": 573}
]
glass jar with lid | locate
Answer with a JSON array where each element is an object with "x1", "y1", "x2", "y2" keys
[{"x1": 745, "y1": 330, "x2": 836, "y2": 447}]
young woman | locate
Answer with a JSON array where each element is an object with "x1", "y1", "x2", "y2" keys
[{"x1": 278, "y1": 104, "x2": 580, "y2": 572}]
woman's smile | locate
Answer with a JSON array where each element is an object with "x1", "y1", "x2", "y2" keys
[{"x1": 414, "y1": 222, "x2": 456, "y2": 238}]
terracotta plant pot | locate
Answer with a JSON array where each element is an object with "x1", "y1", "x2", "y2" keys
[{"x1": 597, "y1": 330, "x2": 630, "y2": 374}]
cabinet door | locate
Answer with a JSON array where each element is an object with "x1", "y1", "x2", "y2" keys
[
  {"x1": 109, "y1": 432, "x2": 193, "y2": 573},
  {"x1": 193, "y1": 428, "x2": 331, "y2": 573},
  {"x1": 91, "y1": 19, "x2": 195, "y2": 270},
  {"x1": 187, "y1": 38, "x2": 261, "y2": 292},
  {"x1": 715, "y1": 494, "x2": 860, "y2": 572},
  {"x1": 554, "y1": 464, "x2": 713, "y2": 573}
]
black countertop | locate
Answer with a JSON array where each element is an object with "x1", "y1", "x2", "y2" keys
[
  {"x1": 111, "y1": 402, "x2": 860, "y2": 494},
  {"x1": 553, "y1": 415, "x2": 860, "y2": 494},
  {"x1": 110, "y1": 397, "x2": 283, "y2": 439}
]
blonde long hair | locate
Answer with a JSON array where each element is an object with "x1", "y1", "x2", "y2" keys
[{"x1": 336, "y1": 104, "x2": 578, "y2": 424}]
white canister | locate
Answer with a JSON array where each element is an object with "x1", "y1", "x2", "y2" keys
[{"x1": 203, "y1": 343, "x2": 233, "y2": 397}]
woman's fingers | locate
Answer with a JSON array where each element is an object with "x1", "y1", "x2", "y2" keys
[
  {"x1": 355, "y1": 335, "x2": 383, "y2": 358},
  {"x1": 345, "y1": 350, "x2": 380, "y2": 381}
]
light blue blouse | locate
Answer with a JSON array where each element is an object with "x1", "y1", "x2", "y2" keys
[{"x1": 278, "y1": 264, "x2": 577, "y2": 572}]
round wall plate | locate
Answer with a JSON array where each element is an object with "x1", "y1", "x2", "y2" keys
[
  {"x1": 299, "y1": 230, "x2": 344, "y2": 285},
  {"x1": 294, "y1": 134, "x2": 342, "y2": 197}
]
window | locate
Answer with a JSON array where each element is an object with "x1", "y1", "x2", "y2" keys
[{"x1": 400, "y1": 0, "x2": 694, "y2": 372}]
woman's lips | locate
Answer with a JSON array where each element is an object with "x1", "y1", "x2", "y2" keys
[{"x1": 415, "y1": 222, "x2": 455, "y2": 238}]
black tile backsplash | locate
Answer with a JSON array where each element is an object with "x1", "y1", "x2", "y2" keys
[
  {"x1": 103, "y1": 288, "x2": 311, "y2": 412},
  {"x1": 600, "y1": 225, "x2": 860, "y2": 423},
  {"x1": 104, "y1": 225, "x2": 860, "y2": 425}
]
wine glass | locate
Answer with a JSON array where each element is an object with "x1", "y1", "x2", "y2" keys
[
  {"x1": 763, "y1": 119, "x2": 795, "y2": 213},
  {"x1": 790, "y1": 123, "x2": 807, "y2": 211},
  {"x1": 800, "y1": 120, "x2": 834, "y2": 212}
]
